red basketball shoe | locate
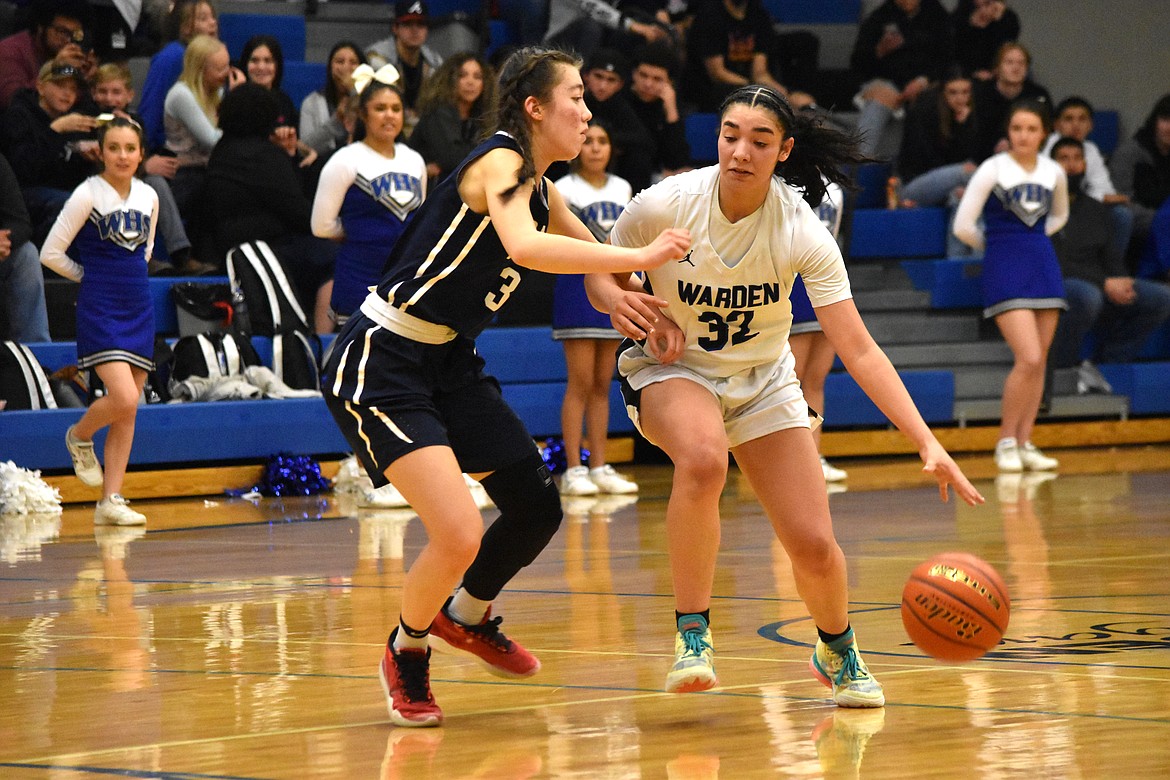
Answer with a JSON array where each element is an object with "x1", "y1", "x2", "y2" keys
[
  {"x1": 429, "y1": 599, "x2": 541, "y2": 678},
  {"x1": 379, "y1": 636, "x2": 443, "y2": 727}
]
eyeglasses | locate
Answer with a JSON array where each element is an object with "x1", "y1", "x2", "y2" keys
[{"x1": 48, "y1": 23, "x2": 84, "y2": 43}]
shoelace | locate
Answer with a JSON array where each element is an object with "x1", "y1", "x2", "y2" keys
[
  {"x1": 464, "y1": 615, "x2": 514, "y2": 651},
  {"x1": 680, "y1": 626, "x2": 712, "y2": 659},
  {"x1": 833, "y1": 645, "x2": 869, "y2": 686},
  {"x1": 395, "y1": 650, "x2": 433, "y2": 703}
]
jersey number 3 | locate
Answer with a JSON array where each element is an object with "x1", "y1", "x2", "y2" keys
[
  {"x1": 697, "y1": 310, "x2": 758, "y2": 351},
  {"x1": 485, "y1": 267, "x2": 522, "y2": 312}
]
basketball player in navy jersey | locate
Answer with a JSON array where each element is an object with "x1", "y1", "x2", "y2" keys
[
  {"x1": 322, "y1": 46, "x2": 690, "y2": 727},
  {"x1": 588, "y1": 86, "x2": 984, "y2": 707}
]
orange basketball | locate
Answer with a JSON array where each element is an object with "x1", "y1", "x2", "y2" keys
[{"x1": 901, "y1": 552, "x2": 1010, "y2": 662}]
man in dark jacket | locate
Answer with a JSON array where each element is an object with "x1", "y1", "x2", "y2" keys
[
  {"x1": 1049, "y1": 137, "x2": 1170, "y2": 384},
  {"x1": 0, "y1": 152, "x2": 51, "y2": 343},
  {"x1": 623, "y1": 43, "x2": 691, "y2": 178},
  {"x1": 581, "y1": 49, "x2": 656, "y2": 195}
]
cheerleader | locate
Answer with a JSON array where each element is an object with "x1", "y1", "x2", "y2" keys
[
  {"x1": 552, "y1": 119, "x2": 639, "y2": 496},
  {"x1": 41, "y1": 117, "x2": 158, "y2": 526},
  {"x1": 311, "y1": 63, "x2": 426, "y2": 326},
  {"x1": 954, "y1": 99, "x2": 1069, "y2": 472},
  {"x1": 789, "y1": 180, "x2": 847, "y2": 483}
]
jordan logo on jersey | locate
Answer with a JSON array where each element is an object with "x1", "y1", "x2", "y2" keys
[
  {"x1": 993, "y1": 183, "x2": 1052, "y2": 227},
  {"x1": 89, "y1": 209, "x2": 151, "y2": 251},
  {"x1": 359, "y1": 172, "x2": 424, "y2": 220},
  {"x1": 678, "y1": 250, "x2": 695, "y2": 267}
]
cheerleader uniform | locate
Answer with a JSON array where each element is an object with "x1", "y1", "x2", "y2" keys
[
  {"x1": 789, "y1": 181, "x2": 844, "y2": 336},
  {"x1": 40, "y1": 176, "x2": 159, "y2": 371},
  {"x1": 953, "y1": 152, "x2": 1069, "y2": 318},
  {"x1": 551, "y1": 172, "x2": 632, "y2": 340},
  {"x1": 311, "y1": 140, "x2": 427, "y2": 322},
  {"x1": 609, "y1": 167, "x2": 851, "y2": 448},
  {"x1": 323, "y1": 132, "x2": 551, "y2": 482}
]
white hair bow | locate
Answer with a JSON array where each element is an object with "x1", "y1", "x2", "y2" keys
[{"x1": 352, "y1": 63, "x2": 401, "y2": 94}]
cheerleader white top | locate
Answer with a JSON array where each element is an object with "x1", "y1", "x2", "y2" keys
[
  {"x1": 789, "y1": 181, "x2": 844, "y2": 334},
  {"x1": 41, "y1": 176, "x2": 159, "y2": 370},
  {"x1": 311, "y1": 140, "x2": 427, "y2": 317},
  {"x1": 953, "y1": 152, "x2": 1069, "y2": 317},
  {"x1": 551, "y1": 172, "x2": 632, "y2": 338},
  {"x1": 609, "y1": 166, "x2": 851, "y2": 381}
]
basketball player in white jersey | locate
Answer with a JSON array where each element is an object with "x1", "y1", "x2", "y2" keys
[{"x1": 587, "y1": 85, "x2": 985, "y2": 707}]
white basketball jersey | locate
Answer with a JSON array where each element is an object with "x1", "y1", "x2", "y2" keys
[{"x1": 608, "y1": 167, "x2": 851, "y2": 379}]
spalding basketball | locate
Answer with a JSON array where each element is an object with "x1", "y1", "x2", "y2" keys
[{"x1": 901, "y1": 552, "x2": 1010, "y2": 662}]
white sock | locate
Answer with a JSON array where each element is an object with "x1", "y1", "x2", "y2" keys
[
  {"x1": 997, "y1": 437, "x2": 1018, "y2": 449},
  {"x1": 447, "y1": 588, "x2": 490, "y2": 626},
  {"x1": 393, "y1": 622, "x2": 429, "y2": 652}
]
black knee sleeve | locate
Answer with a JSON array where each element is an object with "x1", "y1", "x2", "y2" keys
[{"x1": 460, "y1": 452, "x2": 563, "y2": 600}]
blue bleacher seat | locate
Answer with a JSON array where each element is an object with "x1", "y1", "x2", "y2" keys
[
  {"x1": 854, "y1": 162, "x2": 891, "y2": 209},
  {"x1": 685, "y1": 112, "x2": 719, "y2": 164},
  {"x1": 1099, "y1": 362, "x2": 1170, "y2": 415},
  {"x1": 850, "y1": 208, "x2": 948, "y2": 259},
  {"x1": 1089, "y1": 110, "x2": 1120, "y2": 157},
  {"x1": 762, "y1": 0, "x2": 860, "y2": 24},
  {"x1": 426, "y1": 0, "x2": 485, "y2": 18},
  {"x1": 487, "y1": 20, "x2": 516, "y2": 56},
  {"x1": 218, "y1": 13, "x2": 306, "y2": 62},
  {"x1": 282, "y1": 61, "x2": 326, "y2": 110},
  {"x1": 825, "y1": 370, "x2": 954, "y2": 425},
  {"x1": 901, "y1": 258, "x2": 983, "y2": 308}
]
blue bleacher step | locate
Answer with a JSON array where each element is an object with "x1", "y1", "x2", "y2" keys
[
  {"x1": 901, "y1": 258, "x2": 983, "y2": 309},
  {"x1": 860, "y1": 311, "x2": 979, "y2": 344},
  {"x1": 883, "y1": 341, "x2": 1012, "y2": 368}
]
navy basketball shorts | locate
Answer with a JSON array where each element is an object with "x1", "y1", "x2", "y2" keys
[{"x1": 322, "y1": 313, "x2": 538, "y2": 486}]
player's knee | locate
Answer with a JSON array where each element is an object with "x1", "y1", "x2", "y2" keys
[
  {"x1": 673, "y1": 441, "x2": 728, "y2": 492},
  {"x1": 481, "y1": 452, "x2": 563, "y2": 565}
]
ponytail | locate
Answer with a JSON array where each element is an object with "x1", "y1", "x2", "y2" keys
[{"x1": 719, "y1": 85, "x2": 872, "y2": 207}]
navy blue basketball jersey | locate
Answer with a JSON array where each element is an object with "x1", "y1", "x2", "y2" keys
[{"x1": 364, "y1": 132, "x2": 550, "y2": 338}]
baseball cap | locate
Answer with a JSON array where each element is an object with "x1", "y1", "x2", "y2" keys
[
  {"x1": 585, "y1": 48, "x2": 628, "y2": 79},
  {"x1": 38, "y1": 61, "x2": 84, "y2": 85},
  {"x1": 395, "y1": 0, "x2": 429, "y2": 23}
]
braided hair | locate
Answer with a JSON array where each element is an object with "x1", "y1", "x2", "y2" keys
[
  {"x1": 718, "y1": 85, "x2": 870, "y2": 207},
  {"x1": 489, "y1": 46, "x2": 582, "y2": 201}
]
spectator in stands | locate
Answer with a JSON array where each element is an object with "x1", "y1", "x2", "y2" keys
[
  {"x1": 1048, "y1": 137, "x2": 1170, "y2": 383},
  {"x1": 312, "y1": 63, "x2": 425, "y2": 328},
  {"x1": 849, "y1": 0, "x2": 952, "y2": 159},
  {"x1": 623, "y1": 42, "x2": 691, "y2": 181},
  {"x1": 205, "y1": 83, "x2": 335, "y2": 332},
  {"x1": 0, "y1": 152, "x2": 51, "y2": 343},
  {"x1": 241, "y1": 33, "x2": 319, "y2": 180},
  {"x1": 951, "y1": 0, "x2": 1020, "y2": 81},
  {"x1": 407, "y1": 51, "x2": 495, "y2": 187},
  {"x1": 300, "y1": 40, "x2": 365, "y2": 157},
  {"x1": 580, "y1": 49, "x2": 656, "y2": 195},
  {"x1": 973, "y1": 42, "x2": 1051, "y2": 161},
  {"x1": 163, "y1": 34, "x2": 242, "y2": 246},
  {"x1": 684, "y1": 0, "x2": 813, "y2": 114},
  {"x1": 895, "y1": 66, "x2": 980, "y2": 208},
  {"x1": 552, "y1": 118, "x2": 638, "y2": 497},
  {"x1": 954, "y1": 100, "x2": 1068, "y2": 472},
  {"x1": 1109, "y1": 93, "x2": 1170, "y2": 267},
  {"x1": 0, "y1": 0, "x2": 90, "y2": 111},
  {"x1": 366, "y1": 0, "x2": 444, "y2": 136},
  {"x1": 1042, "y1": 96, "x2": 1133, "y2": 262},
  {"x1": 0, "y1": 61, "x2": 97, "y2": 245},
  {"x1": 138, "y1": 0, "x2": 219, "y2": 151},
  {"x1": 90, "y1": 62, "x2": 194, "y2": 275},
  {"x1": 41, "y1": 117, "x2": 158, "y2": 527},
  {"x1": 544, "y1": 0, "x2": 673, "y2": 67}
]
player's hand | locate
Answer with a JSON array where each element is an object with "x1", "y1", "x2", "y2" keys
[
  {"x1": 920, "y1": 441, "x2": 984, "y2": 506},
  {"x1": 608, "y1": 288, "x2": 669, "y2": 341},
  {"x1": 637, "y1": 228, "x2": 691, "y2": 270},
  {"x1": 644, "y1": 313, "x2": 685, "y2": 364}
]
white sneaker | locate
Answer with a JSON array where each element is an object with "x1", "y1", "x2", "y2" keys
[
  {"x1": 1076, "y1": 360, "x2": 1113, "y2": 395},
  {"x1": 334, "y1": 454, "x2": 365, "y2": 493},
  {"x1": 94, "y1": 494, "x2": 146, "y2": 526},
  {"x1": 1019, "y1": 442, "x2": 1058, "y2": 471},
  {"x1": 66, "y1": 425, "x2": 103, "y2": 487},
  {"x1": 588, "y1": 464, "x2": 638, "y2": 494},
  {"x1": 463, "y1": 474, "x2": 494, "y2": 509},
  {"x1": 561, "y1": 465, "x2": 599, "y2": 495},
  {"x1": 994, "y1": 438, "x2": 1023, "y2": 472},
  {"x1": 359, "y1": 482, "x2": 410, "y2": 508},
  {"x1": 820, "y1": 457, "x2": 847, "y2": 482}
]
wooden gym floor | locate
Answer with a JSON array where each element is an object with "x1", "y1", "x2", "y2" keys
[{"x1": 2, "y1": 445, "x2": 1169, "y2": 778}]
